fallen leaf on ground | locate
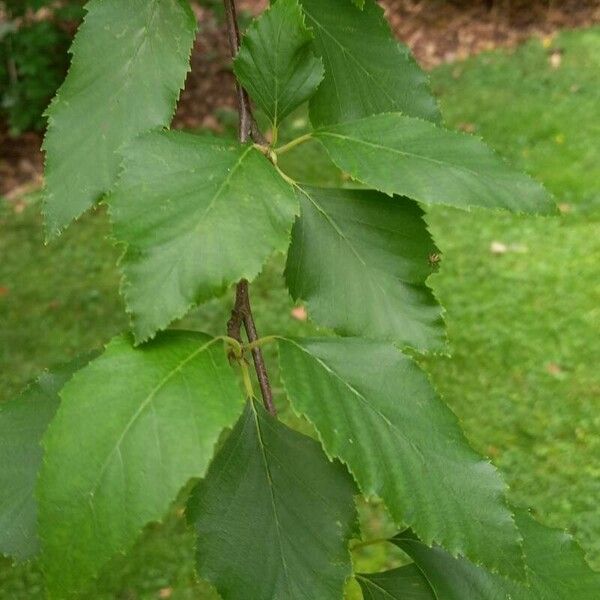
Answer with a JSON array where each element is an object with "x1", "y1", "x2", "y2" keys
[
  {"x1": 549, "y1": 49, "x2": 563, "y2": 68},
  {"x1": 490, "y1": 241, "x2": 508, "y2": 255},
  {"x1": 291, "y1": 306, "x2": 308, "y2": 321}
]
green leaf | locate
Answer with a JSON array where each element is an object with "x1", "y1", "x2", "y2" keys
[
  {"x1": 350, "y1": 0, "x2": 365, "y2": 9},
  {"x1": 298, "y1": 0, "x2": 439, "y2": 126},
  {"x1": 38, "y1": 331, "x2": 243, "y2": 598},
  {"x1": 314, "y1": 113, "x2": 556, "y2": 215},
  {"x1": 0, "y1": 357, "x2": 91, "y2": 561},
  {"x1": 43, "y1": 0, "x2": 197, "y2": 237},
  {"x1": 234, "y1": 0, "x2": 324, "y2": 128},
  {"x1": 107, "y1": 131, "x2": 298, "y2": 343},
  {"x1": 285, "y1": 187, "x2": 444, "y2": 351},
  {"x1": 393, "y1": 510, "x2": 600, "y2": 599},
  {"x1": 278, "y1": 337, "x2": 523, "y2": 580},
  {"x1": 357, "y1": 565, "x2": 435, "y2": 600},
  {"x1": 188, "y1": 400, "x2": 357, "y2": 600}
]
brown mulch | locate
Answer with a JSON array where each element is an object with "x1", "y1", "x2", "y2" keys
[
  {"x1": 385, "y1": 0, "x2": 600, "y2": 68},
  {"x1": 2, "y1": 0, "x2": 599, "y2": 197},
  {"x1": 0, "y1": 126, "x2": 44, "y2": 200}
]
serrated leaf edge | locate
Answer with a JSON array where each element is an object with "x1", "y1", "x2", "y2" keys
[
  {"x1": 282, "y1": 185, "x2": 449, "y2": 354},
  {"x1": 313, "y1": 112, "x2": 558, "y2": 217},
  {"x1": 104, "y1": 140, "x2": 299, "y2": 345},
  {"x1": 303, "y1": 0, "x2": 441, "y2": 127},
  {"x1": 233, "y1": 0, "x2": 325, "y2": 129},
  {"x1": 41, "y1": 0, "x2": 198, "y2": 240},
  {"x1": 277, "y1": 336, "x2": 527, "y2": 582},
  {"x1": 35, "y1": 331, "x2": 244, "y2": 596}
]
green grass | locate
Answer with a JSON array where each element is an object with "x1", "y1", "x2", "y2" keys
[
  {"x1": 425, "y1": 26, "x2": 600, "y2": 567},
  {"x1": 1, "y1": 25, "x2": 599, "y2": 597}
]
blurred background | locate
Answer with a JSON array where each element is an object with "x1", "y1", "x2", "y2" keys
[{"x1": 1, "y1": 0, "x2": 599, "y2": 598}]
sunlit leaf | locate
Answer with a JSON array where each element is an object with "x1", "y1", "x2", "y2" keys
[
  {"x1": 43, "y1": 0, "x2": 196, "y2": 236},
  {"x1": 38, "y1": 332, "x2": 243, "y2": 597}
]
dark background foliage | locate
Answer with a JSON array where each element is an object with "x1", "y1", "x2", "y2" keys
[{"x1": 0, "y1": 1, "x2": 84, "y2": 134}]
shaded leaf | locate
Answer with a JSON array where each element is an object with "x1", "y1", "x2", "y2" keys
[
  {"x1": 234, "y1": 0, "x2": 324, "y2": 128},
  {"x1": 357, "y1": 564, "x2": 435, "y2": 600},
  {"x1": 278, "y1": 337, "x2": 523, "y2": 580},
  {"x1": 285, "y1": 187, "x2": 444, "y2": 350},
  {"x1": 188, "y1": 400, "x2": 357, "y2": 600},
  {"x1": 108, "y1": 131, "x2": 298, "y2": 343},
  {"x1": 315, "y1": 113, "x2": 555, "y2": 214},
  {"x1": 393, "y1": 509, "x2": 600, "y2": 599},
  {"x1": 0, "y1": 357, "x2": 92, "y2": 561},
  {"x1": 43, "y1": 0, "x2": 197, "y2": 236},
  {"x1": 38, "y1": 332, "x2": 243, "y2": 598},
  {"x1": 298, "y1": 0, "x2": 439, "y2": 126}
]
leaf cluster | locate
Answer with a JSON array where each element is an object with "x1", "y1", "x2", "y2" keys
[{"x1": 1, "y1": 0, "x2": 596, "y2": 599}]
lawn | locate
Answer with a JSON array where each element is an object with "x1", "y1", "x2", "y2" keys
[{"x1": 1, "y1": 26, "x2": 599, "y2": 597}]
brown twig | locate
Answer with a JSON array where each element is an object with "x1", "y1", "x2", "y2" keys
[
  {"x1": 223, "y1": 0, "x2": 276, "y2": 416},
  {"x1": 223, "y1": 0, "x2": 253, "y2": 142},
  {"x1": 227, "y1": 280, "x2": 277, "y2": 416}
]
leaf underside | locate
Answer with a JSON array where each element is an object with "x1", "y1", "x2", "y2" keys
[
  {"x1": 285, "y1": 186, "x2": 444, "y2": 351},
  {"x1": 234, "y1": 0, "x2": 324, "y2": 127},
  {"x1": 38, "y1": 331, "x2": 243, "y2": 598},
  {"x1": 188, "y1": 400, "x2": 357, "y2": 600},
  {"x1": 298, "y1": 0, "x2": 439, "y2": 126},
  {"x1": 315, "y1": 113, "x2": 555, "y2": 215},
  {"x1": 0, "y1": 357, "x2": 91, "y2": 561},
  {"x1": 393, "y1": 510, "x2": 600, "y2": 599},
  {"x1": 278, "y1": 337, "x2": 524, "y2": 580},
  {"x1": 107, "y1": 131, "x2": 298, "y2": 343},
  {"x1": 42, "y1": 0, "x2": 197, "y2": 236}
]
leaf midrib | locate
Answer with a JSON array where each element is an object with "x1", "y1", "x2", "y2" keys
[
  {"x1": 299, "y1": 187, "x2": 420, "y2": 318},
  {"x1": 283, "y1": 339, "x2": 426, "y2": 464},
  {"x1": 302, "y1": 5, "x2": 400, "y2": 106},
  {"x1": 123, "y1": 144, "x2": 254, "y2": 303},
  {"x1": 250, "y1": 403, "x2": 294, "y2": 598},
  {"x1": 317, "y1": 127, "x2": 544, "y2": 205},
  {"x1": 88, "y1": 338, "x2": 219, "y2": 497}
]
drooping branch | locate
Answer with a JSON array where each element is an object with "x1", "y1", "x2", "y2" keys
[{"x1": 223, "y1": 0, "x2": 276, "y2": 416}]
